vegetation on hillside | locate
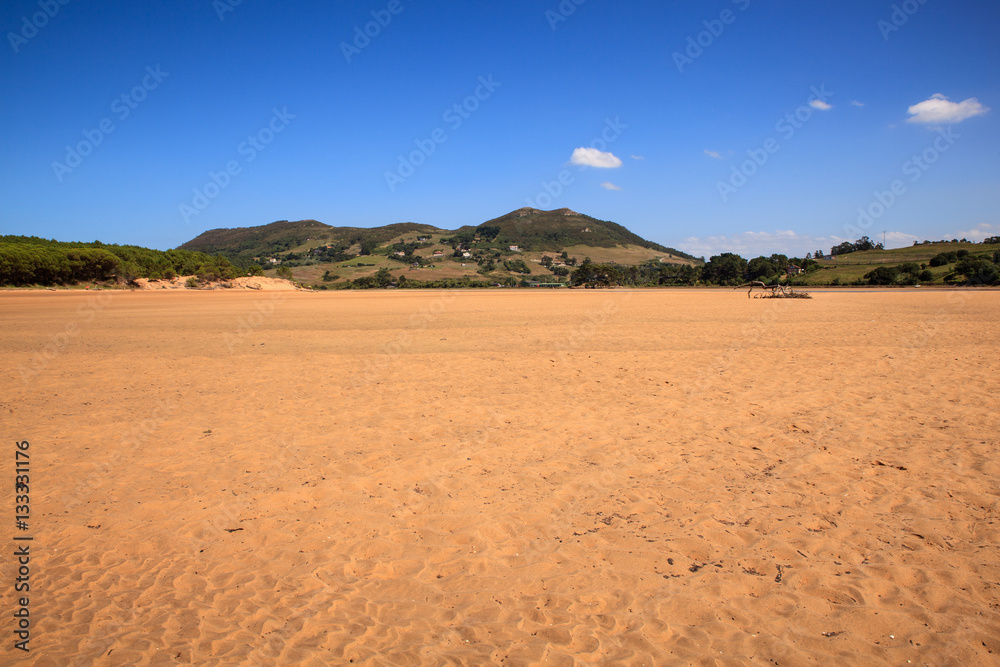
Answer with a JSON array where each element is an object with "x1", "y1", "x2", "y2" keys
[
  {"x1": 177, "y1": 219, "x2": 443, "y2": 265},
  {"x1": 177, "y1": 209, "x2": 699, "y2": 267},
  {"x1": 6, "y1": 221, "x2": 999, "y2": 290},
  {"x1": 0, "y1": 236, "x2": 241, "y2": 287},
  {"x1": 457, "y1": 208, "x2": 698, "y2": 259}
]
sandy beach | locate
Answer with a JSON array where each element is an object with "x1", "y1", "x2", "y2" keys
[{"x1": 2, "y1": 288, "x2": 998, "y2": 665}]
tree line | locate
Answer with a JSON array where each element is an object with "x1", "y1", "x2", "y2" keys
[
  {"x1": 568, "y1": 253, "x2": 817, "y2": 288},
  {"x1": 0, "y1": 236, "x2": 243, "y2": 286}
]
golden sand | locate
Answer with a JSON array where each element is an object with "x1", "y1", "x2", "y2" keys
[{"x1": 2, "y1": 289, "x2": 998, "y2": 665}]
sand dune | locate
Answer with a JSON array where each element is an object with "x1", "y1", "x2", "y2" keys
[{"x1": 2, "y1": 289, "x2": 998, "y2": 665}]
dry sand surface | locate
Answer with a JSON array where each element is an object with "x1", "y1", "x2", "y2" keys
[
  {"x1": 131, "y1": 277, "x2": 299, "y2": 291},
  {"x1": 2, "y1": 288, "x2": 999, "y2": 665}
]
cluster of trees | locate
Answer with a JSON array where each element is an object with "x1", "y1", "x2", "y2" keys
[
  {"x1": 698, "y1": 253, "x2": 818, "y2": 286},
  {"x1": 0, "y1": 236, "x2": 241, "y2": 286},
  {"x1": 565, "y1": 252, "x2": 821, "y2": 288},
  {"x1": 831, "y1": 236, "x2": 884, "y2": 256},
  {"x1": 324, "y1": 268, "x2": 517, "y2": 290},
  {"x1": 929, "y1": 250, "x2": 968, "y2": 266},
  {"x1": 863, "y1": 248, "x2": 1000, "y2": 285},
  {"x1": 570, "y1": 259, "x2": 700, "y2": 287},
  {"x1": 502, "y1": 259, "x2": 532, "y2": 274},
  {"x1": 863, "y1": 263, "x2": 930, "y2": 285},
  {"x1": 944, "y1": 250, "x2": 1000, "y2": 285}
]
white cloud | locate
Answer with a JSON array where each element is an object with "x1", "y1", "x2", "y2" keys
[
  {"x1": 704, "y1": 150, "x2": 723, "y2": 159},
  {"x1": 810, "y1": 99, "x2": 833, "y2": 111},
  {"x1": 600, "y1": 182, "x2": 621, "y2": 191},
  {"x1": 673, "y1": 230, "x2": 834, "y2": 259},
  {"x1": 630, "y1": 154, "x2": 645, "y2": 160},
  {"x1": 672, "y1": 229, "x2": 911, "y2": 259},
  {"x1": 851, "y1": 100, "x2": 865, "y2": 107},
  {"x1": 946, "y1": 223, "x2": 1000, "y2": 242},
  {"x1": 570, "y1": 147, "x2": 622, "y2": 168},
  {"x1": 906, "y1": 94, "x2": 990, "y2": 125},
  {"x1": 883, "y1": 231, "x2": 921, "y2": 246}
]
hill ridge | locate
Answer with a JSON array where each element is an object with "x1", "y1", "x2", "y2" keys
[{"x1": 176, "y1": 208, "x2": 697, "y2": 263}]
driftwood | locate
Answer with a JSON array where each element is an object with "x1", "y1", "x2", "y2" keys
[{"x1": 735, "y1": 282, "x2": 811, "y2": 299}]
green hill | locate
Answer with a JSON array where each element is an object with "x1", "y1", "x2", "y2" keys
[
  {"x1": 453, "y1": 208, "x2": 693, "y2": 256},
  {"x1": 176, "y1": 219, "x2": 444, "y2": 263},
  {"x1": 798, "y1": 240, "x2": 1000, "y2": 286},
  {"x1": 177, "y1": 209, "x2": 697, "y2": 264}
]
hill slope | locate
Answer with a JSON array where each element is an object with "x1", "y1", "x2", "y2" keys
[
  {"x1": 177, "y1": 209, "x2": 698, "y2": 263},
  {"x1": 459, "y1": 208, "x2": 682, "y2": 254},
  {"x1": 799, "y1": 240, "x2": 1000, "y2": 285},
  {"x1": 177, "y1": 219, "x2": 443, "y2": 262}
]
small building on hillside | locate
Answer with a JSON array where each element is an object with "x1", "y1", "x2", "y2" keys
[
  {"x1": 787, "y1": 264, "x2": 804, "y2": 275},
  {"x1": 509, "y1": 245, "x2": 520, "y2": 252}
]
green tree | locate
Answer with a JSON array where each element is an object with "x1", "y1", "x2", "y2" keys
[
  {"x1": 275, "y1": 266, "x2": 293, "y2": 280},
  {"x1": 374, "y1": 267, "x2": 392, "y2": 287},
  {"x1": 701, "y1": 253, "x2": 748, "y2": 285},
  {"x1": 747, "y1": 256, "x2": 778, "y2": 281},
  {"x1": 863, "y1": 266, "x2": 899, "y2": 285}
]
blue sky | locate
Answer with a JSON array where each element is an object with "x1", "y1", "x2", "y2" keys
[{"x1": 2, "y1": 0, "x2": 997, "y2": 258}]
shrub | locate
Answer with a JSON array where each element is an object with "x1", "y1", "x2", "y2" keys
[
  {"x1": 864, "y1": 266, "x2": 899, "y2": 285},
  {"x1": 929, "y1": 253, "x2": 950, "y2": 267},
  {"x1": 185, "y1": 277, "x2": 199, "y2": 289}
]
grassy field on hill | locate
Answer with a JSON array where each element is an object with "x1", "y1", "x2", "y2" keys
[{"x1": 798, "y1": 241, "x2": 1000, "y2": 285}]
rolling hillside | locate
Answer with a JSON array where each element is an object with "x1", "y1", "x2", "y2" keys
[
  {"x1": 178, "y1": 209, "x2": 696, "y2": 262},
  {"x1": 177, "y1": 219, "x2": 444, "y2": 263},
  {"x1": 175, "y1": 208, "x2": 700, "y2": 286},
  {"x1": 799, "y1": 240, "x2": 1000, "y2": 285}
]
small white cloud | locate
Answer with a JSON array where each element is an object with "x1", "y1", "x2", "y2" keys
[
  {"x1": 704, "y1": 150, "x2": 723, "y2": 159},
  {"x1": 948, "y1": 223, "x2": 1000, "y2": 242},
  {"x1": 810, "y1": 99, "x2": 833, "y2": 111},
  {"x1": 907, "y1": 94, "x2": 989, "y2": 124},
  {"x1": 600, "y1": 182, "x2": 621, "y2": 191},
  {"x1": 630, "y1": 154, "x2": 645, "y2": 160},
  {"x1": 674, "y1": 230, "x2": 924, "y2": 258},
  {"x1": 851, "y1": 100, "x2": 865, "y2": 107},
  {"x1": 570, "y1": 147, "x2": 622, "y2": 168}
]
